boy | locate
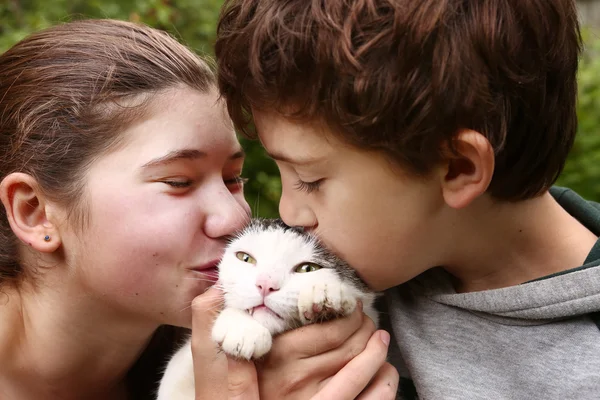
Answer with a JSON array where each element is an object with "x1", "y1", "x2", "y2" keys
[{"x1": 215, "y1": 0, "x2": 600, "y2": 398}]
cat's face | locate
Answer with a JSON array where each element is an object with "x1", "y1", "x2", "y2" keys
[{"x1": 217, "y1": 221, "x2": 341, "y2": 334}]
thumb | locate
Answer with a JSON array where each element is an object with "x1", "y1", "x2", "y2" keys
[
  {"x1": 191, "y1": 286, "x2": 228, "y2": 399},
  {"x1": 227, "y1": 357, "x2": 260, "y2": 400}
]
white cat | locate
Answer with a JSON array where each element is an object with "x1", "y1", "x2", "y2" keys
[{"x1": 156, "y1": 218, "x2": 378, "y2": 400}]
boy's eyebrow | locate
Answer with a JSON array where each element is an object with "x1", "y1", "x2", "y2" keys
[
  {"x1": 265, "y1": 150, "x2": 320, "y2": 165},
  {"x1": 142, "y1": 148, "x2": 245, "y2": 168}
]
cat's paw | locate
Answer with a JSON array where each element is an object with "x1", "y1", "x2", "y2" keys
[
  {"x1": 211, "y1": 308, "x2": 273, "y2": 360},
  {"x1": 298, "y1": 281, "x2": 357, "y2": 324}
]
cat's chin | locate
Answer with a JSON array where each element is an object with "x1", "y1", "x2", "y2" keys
[{"x1": 250, "y1": 307, "x2": 288, "y2": 334}]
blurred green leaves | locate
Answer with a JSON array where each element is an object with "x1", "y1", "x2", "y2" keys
[{"x1": 556, "y1": 29, "x2": 600, "y2": 200}]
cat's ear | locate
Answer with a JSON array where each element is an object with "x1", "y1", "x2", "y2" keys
[
  {"x1": 438, "y1": 130, "x2": 494, "y2": 209},
  {"x1": 0, "y1": 172, "x2": 62, "y2": 252}
]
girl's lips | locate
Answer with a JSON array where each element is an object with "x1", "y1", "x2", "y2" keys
[{"x1": 193, "y1": 259, "x2": 220, "y2": 271}]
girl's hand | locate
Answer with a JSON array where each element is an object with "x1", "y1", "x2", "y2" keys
[{"x1": 190, "y1": 287, "x2": 260, "y2": 399}]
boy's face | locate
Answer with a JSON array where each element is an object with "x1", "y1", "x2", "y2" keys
[{"x1": 255, "y1": 111, "x2": 447, "y2": 291}]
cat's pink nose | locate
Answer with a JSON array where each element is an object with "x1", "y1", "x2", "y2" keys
[{"x1": 256, "y1": 277, "x2": 280, "y2": 297}]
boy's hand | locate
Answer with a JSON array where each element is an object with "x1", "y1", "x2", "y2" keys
[{"x1": 257, "y1": 303, "x2": 399, "y2": 399}]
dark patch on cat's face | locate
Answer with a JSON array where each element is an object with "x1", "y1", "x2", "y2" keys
[{"x1": 236, "y1": 218, "x2": 371, "y2": 292}]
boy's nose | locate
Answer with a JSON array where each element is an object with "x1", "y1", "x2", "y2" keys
[{"x1": 278, "y1": 190, "x2": 317, "y2": 230}]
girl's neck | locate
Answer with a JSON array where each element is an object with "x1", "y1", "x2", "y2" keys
[{"x1": 0, "y1": 282, "x2": 157, "y2": 400}]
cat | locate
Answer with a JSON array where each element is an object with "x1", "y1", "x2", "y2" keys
[{"x1": 156, "y1": 218, "x2": 378, "y2": 400}]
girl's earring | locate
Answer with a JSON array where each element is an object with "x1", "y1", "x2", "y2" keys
[{"x1": 44, "y1": 235, "x2": 51, "y2": 242}]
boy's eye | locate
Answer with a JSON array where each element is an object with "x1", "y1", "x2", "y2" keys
[
  {"x1": 162, "y1": 179, "x2": 192, "y2": 188},
  {"x1": 235, "y1": 251, "x2": 257, "y2": 264},
  {"x1": 293, "y1": 178, "x2": 324, "y2": 194},
  {"x1": 294, "y1": 263, "x2": 323, "y2": 273}
]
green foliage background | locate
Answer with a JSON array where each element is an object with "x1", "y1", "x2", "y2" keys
[{"x1": 1, "y1": 0, "x2": 600, "y2": 212}]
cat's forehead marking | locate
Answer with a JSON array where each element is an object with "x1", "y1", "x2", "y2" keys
[{"x1": 227, "y1": 222, "x2": 321, "y2": 266}]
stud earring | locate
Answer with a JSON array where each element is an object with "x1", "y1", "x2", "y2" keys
[{"x1": 44, "y1": 235, "x2": 51, "y2": 242}]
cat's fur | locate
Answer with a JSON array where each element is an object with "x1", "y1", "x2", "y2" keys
[{"x1": 156, "y1": 218, "x2": 378, "y2": 400}]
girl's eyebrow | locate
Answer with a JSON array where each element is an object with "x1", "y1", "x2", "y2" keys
[{"x1": 142, "y1": 148, "x2": 245, "y2": 168}]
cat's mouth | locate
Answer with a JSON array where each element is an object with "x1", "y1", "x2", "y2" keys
[{"x1": 249, "y1": 305, "x2": 283, "y2": 320}]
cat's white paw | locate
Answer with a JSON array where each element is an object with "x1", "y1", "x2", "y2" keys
[
  {"x1": 212, "y1": 308, "x2": 273, "y2": 360},
  {"x1": 298, "y1": 281, "x2": 357, "y2": 324}
]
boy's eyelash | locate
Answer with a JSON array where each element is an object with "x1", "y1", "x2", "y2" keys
[
  {"x1": 163, "y1": 180, "x2": 191, "y2": 188},
  {"x1": 293, "y1": 179, "x2": 323, "y2": 194}
]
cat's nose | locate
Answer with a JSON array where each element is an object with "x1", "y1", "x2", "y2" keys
[{"x1": 256, "y1": 277, "x2": 280, "y2": 297}]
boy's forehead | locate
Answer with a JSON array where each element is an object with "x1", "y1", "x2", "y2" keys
[{"x1": 253, "y1": 109, "x2": 337, "y2": 158}]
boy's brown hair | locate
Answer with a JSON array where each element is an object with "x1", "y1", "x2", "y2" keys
[{"x1": 215, "y1": 0, "x2": 582, "y2": 201}]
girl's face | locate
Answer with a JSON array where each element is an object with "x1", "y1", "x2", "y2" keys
[{"x1": 61, "y1": 87, "x2": 250, "y2": 328}]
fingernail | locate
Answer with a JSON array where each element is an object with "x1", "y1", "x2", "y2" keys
[{"x1": 379, "y1": 330, "x2": 390, "y2": 346}]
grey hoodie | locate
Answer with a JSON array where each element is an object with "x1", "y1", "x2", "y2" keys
[{"x1": 382, "y1": 187, "x2": 600, "y2": 399}]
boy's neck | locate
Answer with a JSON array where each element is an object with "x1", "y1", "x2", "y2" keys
[
  {"x1": 443, "y1": 192, "x2": 597, "y2": 293},
  {"x1": 0, "y1": 281, "x2": 156, "y2": 400}
]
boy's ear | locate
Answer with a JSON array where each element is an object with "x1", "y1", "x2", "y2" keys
[
  {"x1": 0, "y1": 172, "x2": 62, "y2": 252},
  {"x1": 439, "y1": 130, "x2": 495, "y2": 209}
]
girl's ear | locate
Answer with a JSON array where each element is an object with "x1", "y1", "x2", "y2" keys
[
  {"x1": 0, "y1": 173, "x2": 62, "y2": 252},
  {"x1": 439, "y1": 130, "x2": 495, "y2": 209}
]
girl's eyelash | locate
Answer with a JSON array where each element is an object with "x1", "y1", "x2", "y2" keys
[
  {"x1": 225, "y1": 176, "x2": 249, "y2": 186},
  {"x1": 293, "y1": 179, "x2": 323, "y2": 194},
  {"x1": 162, "y1": 176, "x2": 247, "y2": 189}
]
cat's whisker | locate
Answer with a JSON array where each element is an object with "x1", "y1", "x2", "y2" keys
[
  {"x1": 252, "y1": 191, "x2": 260, "y2": 217},
  {"x1": 178, "y1": 298, "x2": 225, "y2": 314},
  {"x1": 183, "y1": 277, "x2": 220, "y2": 282}
]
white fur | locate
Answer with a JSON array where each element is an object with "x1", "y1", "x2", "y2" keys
[{"x1": 156, "y1": 222, "x2": 378, "y2": 400}]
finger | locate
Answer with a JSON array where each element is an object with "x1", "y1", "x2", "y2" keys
[
  {"x1": 267, "y1": 300, "x2": 364, "y2": 362},
  {"x1": 312, "y1": 330, "x2": 391, "y2": 400},
  {"x1": 356, "y1": 362, "x2": 399, "y2": 400},
  {"x1": 300, "y1": 312, "x2": 376, "y2": 379},
  {"x1": 191, "y1": 286, "x2": 225, "y2": 352},
  {"x1": 227, "y1": 357, "x2": 260, "y2": 400},
  {"x1": 191, "y1": 287, "x2": 228, "y2": 398}
]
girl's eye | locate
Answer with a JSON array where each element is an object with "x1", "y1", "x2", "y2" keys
[
  {"x1": 162, "y1": 180, "x2": 192, "y2": 188},
  {"x1": 294, "y1": 263, "x2": 323, "y2": 273},
  {"x1": 235, "y1": 251, "x2": 257, "y2": 264},
  {"x1": 293, "y1": 179, "x2": 324, "y2": 194}
]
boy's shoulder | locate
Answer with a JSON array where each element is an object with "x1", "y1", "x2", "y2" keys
[{"x1": 550, "y1": 186, "x2": 600, "y2": 236}]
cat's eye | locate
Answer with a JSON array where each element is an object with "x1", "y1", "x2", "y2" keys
[
  {"x1": 235, "y1": 251, "x2": 256, "y2": 264},
  {"x1": 294, "y1": 263, "x2": 323, "y2": 273}
]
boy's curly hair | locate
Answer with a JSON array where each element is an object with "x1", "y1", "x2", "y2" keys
[{"x1": 215, "y1": 0, "x2": 582, "y2": 201}]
